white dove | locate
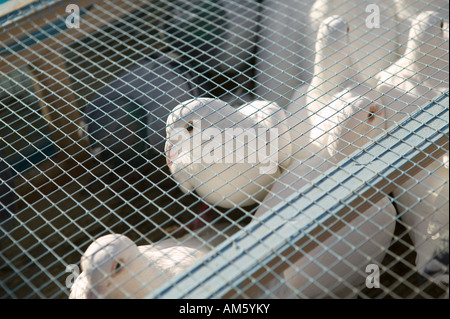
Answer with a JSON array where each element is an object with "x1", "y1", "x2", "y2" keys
[
  {"x1": 69, "y1": 223, "x2": 240, "y2": 299},
  {"x1": 305, "y1": 15, "x2": 383, "y2": 107},
  {"x1": 253, "y1": 98, "x2": 393, "y2": 298},
  {"x1": 308, "y1": 0, "x2": 401, "y2": 87},
  {"x1": 375, "y1": 11, "x2": 449, "y2": 128},
  {"x1": 70, "y1": 234, "x2": 204, "y2": 299},
  {"x1": 165, "y1": 97, "x2": 292, "y2": 209},
  {"x1": 286, "y1": 15, "x2": 386, "y2": 162},
  {"x1": 394, "y1": 154, "x2": 449, "y2": 275},
  {"x1": 69, "y1": 234, "x2": 203, "y2": 299},
  {"x1": 374, "y1": 11, "x2": 449, "y2": 273}
]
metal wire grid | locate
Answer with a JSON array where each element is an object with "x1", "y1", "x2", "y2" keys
[
  {"x1": 153, "y1": 92, "x2": 448, "y2": 299},
  {"x1": 0, "y1": 0, "x2": 448, "y2": 299}
]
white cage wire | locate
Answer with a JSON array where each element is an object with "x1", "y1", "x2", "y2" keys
[{"x1": 0, "y1": 0, "x2": 448, "y2": 299}]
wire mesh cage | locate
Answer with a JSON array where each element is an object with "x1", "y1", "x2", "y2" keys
[{"x1": 0, "y1": 0, "x2": 448, "y2": 299}]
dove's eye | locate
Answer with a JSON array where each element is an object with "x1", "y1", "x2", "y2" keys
[
  {"x1": 112, "y1": 260, "x2": 124, "y2": 275},
  {"x1": 185, "y1": 121, "x2": 194, "y2": 133},
  {"x1": 367, "y1": 104, "x2": 382, "y2": 122}
]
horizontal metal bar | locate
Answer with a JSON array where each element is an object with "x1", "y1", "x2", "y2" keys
[{"x1": 148, "y1": 90, "x2": 449, "y2": 298}]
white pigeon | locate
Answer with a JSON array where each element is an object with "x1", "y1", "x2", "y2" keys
[
  {"x1": 313, "y1": 95, "x2": 387, "y2": 164},
  {"x1": 394, "y1": 154, "x2": 449, "y2": 276},
  {"x1": 286, "y1": 15, "x2": 386, "y2": 162},
  {"x1": 70, "y1": 234, "x2": 203, "y2": 299},
  {"x1": 375, "y1": 11, "x2": 449, "y2": 273},
  {"x1": 305, "y1": 15, "x2": 382, "y2": 106},
  {"x1": 257, "y1": 98, "x2": 387, "y2": 219},
  {"x1": 253, "y1": 90, "x2": 394, "y2": 298},
  {"x1": 165, "y1": 97, "x2": 292, "y2": 209},
  {"x1": 308, "y1": 0, "x2": 401, "y2": 87},
  {"x1": 253, "y1": 24, "x2": 394, "y2": 294},
  {"x1": 375, "y1": 11, "x2": 449, "y2": 128},
  {"x1": 69, "y1": 223, "x2": 240, "y2": 299}
]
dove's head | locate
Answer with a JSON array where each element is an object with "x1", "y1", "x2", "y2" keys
[
  {"x1": 80, "y1": 234, "x2": 150, "y2": 299},
  {"x1": 325, "y1": 95, "x2": 385, "y2": 162},
  {"x1": 165, "y1": 98, "x2": 261, "y2": 173},
  {"x1": 312, "y1": 16, "x2": 356, "y2": 92},
  {"x1": 164, "y1": 98, "x2": 282, "y2": 208},
  {"x1": 316, "y1": 15, "x2": 349, "y2": 50},
  {"x1": 164, "y1": 98, "x2": 245, "y2": 198},
  {"x1": 407, "y1": 11, "x2": 448, "y2": 57}
]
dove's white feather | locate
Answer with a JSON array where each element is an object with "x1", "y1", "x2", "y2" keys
[
  {"x1": 394, "y1": 0, "x2": 449, "y2": 22},
  {"x1": 375, "y1": 11, "x2": 449, "y2": 274},
  {"x1": 253, "y1": 18, "x2": 394, "y2": 296}
]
